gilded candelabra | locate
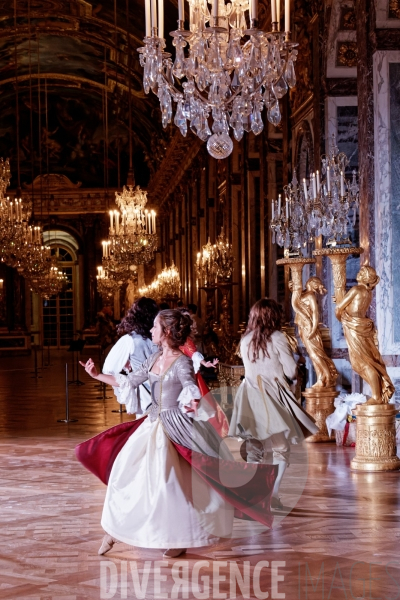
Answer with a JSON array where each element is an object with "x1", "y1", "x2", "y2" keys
[
  {"x1": 196, "y1": 230, "x2": 237, "y2": 362},
  {"x1": 139, "y1": 262, "x2": 182, "y2": 306},
  {"x1": 271, "y1": 137, "x2": 360, "y2": 255}
]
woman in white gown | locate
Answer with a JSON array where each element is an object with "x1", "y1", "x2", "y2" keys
[
  {"x1": 229, "y1": 299, "x2": 318, "y2": 509},
  {"x1": 81, "y1": 310, "x2": 235, "y2": 558}
]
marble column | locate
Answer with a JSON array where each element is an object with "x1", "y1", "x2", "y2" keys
[{"x1": 355, "y1": 0, "x2": 376, "y2": 267}]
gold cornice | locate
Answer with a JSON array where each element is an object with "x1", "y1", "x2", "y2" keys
[{"x1": 147, "y1": 133, "x2": 203, "y2": 212}]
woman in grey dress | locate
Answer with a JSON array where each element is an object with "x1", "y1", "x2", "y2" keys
[
  {"x1": 81, "y1": 310, "x2": 233, "y2": 558},
  {"x1": 229, "y1": 299, "x2": 318, "y2": 509}
]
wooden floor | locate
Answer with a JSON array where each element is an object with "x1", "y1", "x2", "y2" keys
[{"x1": 1, "y1": 349, "x2": 400, "y2": 599}]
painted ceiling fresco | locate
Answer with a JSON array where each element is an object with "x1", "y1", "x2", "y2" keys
[{"x1": 0, "y1": 0, "x2": 179, "y2": 188}]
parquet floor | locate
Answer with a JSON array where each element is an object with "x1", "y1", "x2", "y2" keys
[{"x1": 1, "y1": 349, "x2": 400, "y2": 599}]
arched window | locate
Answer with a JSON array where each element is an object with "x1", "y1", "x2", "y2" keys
[{"x1": 37, "y1": 230, "x2": 81, "y2": 348}]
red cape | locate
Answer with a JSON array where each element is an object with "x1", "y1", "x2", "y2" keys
[{"x1": 75, "y1": 417, "x2": 277, "y2": 528}]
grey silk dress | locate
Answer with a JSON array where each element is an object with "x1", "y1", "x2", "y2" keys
[{"x1": 101, "y1": 352, "x2": 234, "y2": 548}]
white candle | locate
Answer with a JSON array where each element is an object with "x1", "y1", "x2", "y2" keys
[
  {"x1": 152, "y1": 211, "x2": 156, "y2": 233},
  {"x1": 271, "y1": 0, "x2": 276, "y2": 23},
  {"x1": 327, "y1": 166, "x2": 331, "y2": 192},
  {"x1": 285, "y1": 199, "x2": 289, "y2": 219},
  {"x1": 271, "y1": 200, "x2": 275, "y2": 220},
  {"x1": 0, "y1": 279, "x2": 3, "y2": 290},
  {"x1": 276, "y1": 0, "x2": 280, "y2": 29},
  {"x1": 303, "y1": 178, "x2": 308, "y2": 198},
  {"x1": 109, "y1": 210, "x2": 113, "y2": 231},
  {"x1": 102, "y1": 241, "x2": 106, "y2": 257},
  {"x1": 158, "y1": 0, "x2": 164, "y2": 38},
  {"x1": 285, "y1": 0, "x2": 290, "y2": 31},
  {"x1": 178, "y1": 0, "x2": 184, "y2": 21},
  {"x1": 151, "y1": 0, "x2": 157, "y2": 30},
  {"x1": 316, "y1": 170, "x2": 320, "y2": 193},
  {"x1": 340, "y1": 171, "x2": 345, "y2": 196},
  {"x1": 10, "y1": 201, "x2": 13, "y2": 220},
  {"x1": 250, "y1": 0, "x2": 258, "y2": 22},
  {"x1": 114, "y1": 210, "x2": 119, "y2": 234},
  {"x1": 278, "y1": 194, "x2": 281, "y2": 214},
  {"x1": 145, "y1": 0, "x2": 151, "y2": 36},
  {"x1": 312, "y1": 174, "x2": 317, "y2": 199}
]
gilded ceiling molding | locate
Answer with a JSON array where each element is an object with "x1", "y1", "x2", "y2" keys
[{"x1": 147, "y1": 133, "x2": 203, "y2": 214}]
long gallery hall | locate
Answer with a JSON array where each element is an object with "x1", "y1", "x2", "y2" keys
[{"x1": 1, "y1": 0, "x2": 400, "y2": 599}]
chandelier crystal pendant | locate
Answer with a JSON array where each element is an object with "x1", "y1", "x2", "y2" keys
[
  {"x1": 102, "y1": 185, "x2": 158, "y2": 280},
  {"x1": 139, "y1": 0, "x2": 297, "y2": 159}
]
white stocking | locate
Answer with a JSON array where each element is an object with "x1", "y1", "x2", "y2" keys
[{"x1": 272, "y1": 460, "x2": 287, "y2": 499}]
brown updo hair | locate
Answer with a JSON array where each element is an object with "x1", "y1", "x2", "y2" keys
[
  {"x1": 244, "y1": 298, "x2": 282, "y2": 362},
  {"x1": 158, "y1": 309, "x2": 192, "y2": 350}
]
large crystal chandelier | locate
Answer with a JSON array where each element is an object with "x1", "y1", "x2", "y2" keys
[
  {"x1": 270, "y1": 139, "x2": 359, "y2": 253},
  {"x1": 139, "y1": 0, "x2": 297, "y2": 158},
  {"x1": 102, "y1": 186, "x2": 158, "y2": 280}
]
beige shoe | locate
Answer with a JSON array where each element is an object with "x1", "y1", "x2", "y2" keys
[
  {"x1": 98, "y1": 534, "x2": 117, "y2": 555},
  {"x1": 271, "y1": 497, "x2": 284, "y2": 510},
  {"x1": 163, "y1": 548, "x2": 187, "y2": 558}
]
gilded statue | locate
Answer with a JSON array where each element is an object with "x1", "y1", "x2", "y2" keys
[
  {"x1": 335, "y1": 265, "x2": 394, "y2": 405},
  {"x1": 291, "y1": 276, "x2": 338, "y2": 389}
]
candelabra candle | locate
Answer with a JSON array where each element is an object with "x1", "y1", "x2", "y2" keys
[{"x1": 138, "y1": 0, "x2": 297, "y2": 159}]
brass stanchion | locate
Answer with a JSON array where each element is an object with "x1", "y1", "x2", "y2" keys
[
  {"x1": 96, "y1": 381, "x2": 112, "y2": 400},
  {"x1": 57, "y1": 364, "x2": 78, "y2": 423},
  {"x1": 30, "y1": 344, "x2": 42, "y2": 379}
]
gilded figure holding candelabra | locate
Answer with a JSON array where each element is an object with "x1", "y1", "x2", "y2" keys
[
  {"x1": 335, "y1": 265, "x2": 394, "y2": 405},
  {"x1": 291, "y1": 276, "x2": 338, "y2": 389}
]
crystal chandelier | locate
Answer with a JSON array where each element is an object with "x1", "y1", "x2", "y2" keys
[
  {"x1": 0, "y1": 158, "x2": 10, "y2": 198},
  {"x1": 139, "y1": 0, "x2": 297, "y2": 158},
  {"x1": 96, "y1": 266, "x2": 121, "y2": 299},
  {"x1": 196, "y1": 229, "x2": 234, "y2": 285},
  {"x1": 139, "y1": 262, "x2": 181, "y2": 301},
  {"x1": 196, "y1": 237, "x2": 218, "y2": 286},
  {"x1": 213, "y1": 229, "x2": 234, "y2": 280},
  {"x1": 139, "y1": 279, "x2": 162, "y2": 302},
  {"x1": 18, "y1": 231, "x2": 52, "y2": 283},
  {"x1": 30, "y1": 259, "x2": 68, "y2": 299},
  {"x1": 270, "y1": 139, "x2": 359, "y2": 253},
  {"x1": 102, "y1": 186, "x2": 158, "y2": 281},
  {"x1": 157, "y1": 262, "x2": 181, "y2": 298}
]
